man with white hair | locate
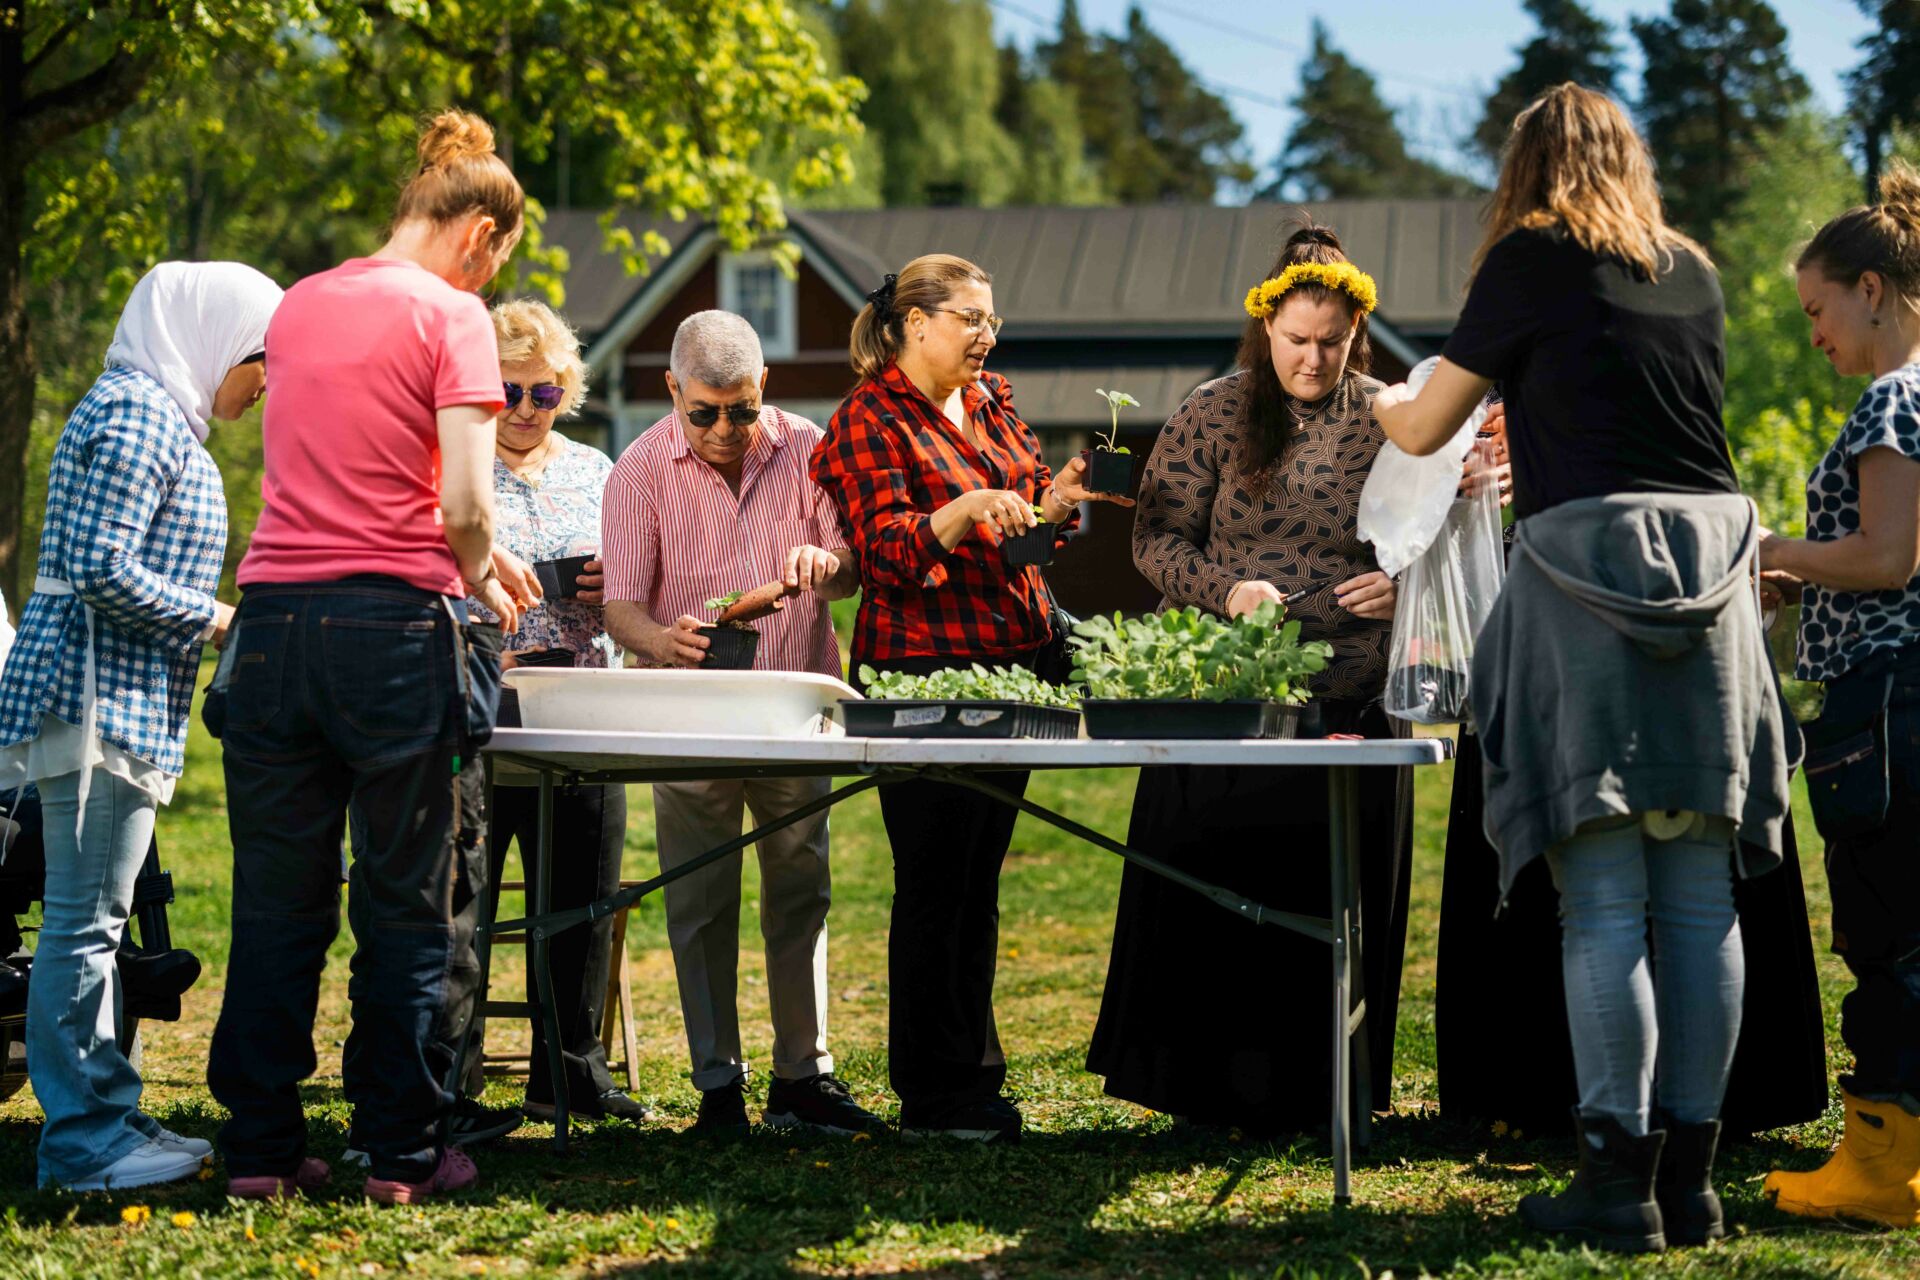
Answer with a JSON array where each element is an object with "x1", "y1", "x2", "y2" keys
[{"x1": 602, "y1": 310, "x2": 879, "y2": 1135}]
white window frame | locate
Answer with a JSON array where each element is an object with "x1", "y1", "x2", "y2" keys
[{"x1": 717, "y1": 249, "x2": 798, "y2": 360}]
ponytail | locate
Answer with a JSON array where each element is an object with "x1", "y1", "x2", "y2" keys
[{"x1": 849, "y1": 254, "x2": 992, "y2": 382}]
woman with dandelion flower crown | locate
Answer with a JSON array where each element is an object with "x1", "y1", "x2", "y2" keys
[{"x1": 1087, "y1": 221, "x2": 1412, "y2": 1137}]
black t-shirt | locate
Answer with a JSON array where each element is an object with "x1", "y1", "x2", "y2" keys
[{"x1": 1442, "y1": 226, "x2": 1739, "y2": 517}]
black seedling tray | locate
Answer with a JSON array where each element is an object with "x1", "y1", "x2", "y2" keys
[
  {"x1": 1003, "y1": 523, "x2": 1056, "y2": 566},
  {"x1": 839, "y1": 699, "x2": 1081, "y2": 739},
  {"x1": 1081, "y1": 699, "x2": 1301, "y2": 740},
  {"x1": 699, "y1": 625, "x2": 760, "y2": 670}
]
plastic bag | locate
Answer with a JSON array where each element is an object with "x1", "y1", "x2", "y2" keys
[
  {"x1": 1357, "y1": 357, "x2": 1489, "y2": 577},
  {"x1": 1383, "y1": 434, "x2": 1506, "y2": 724}
]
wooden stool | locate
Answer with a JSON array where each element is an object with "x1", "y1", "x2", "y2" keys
[{"x1": 479, "y1": 879, "x2": 643, "y2": 1091}]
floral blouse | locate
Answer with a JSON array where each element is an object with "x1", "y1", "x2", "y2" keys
[
  {"x1": 468, "y1": 432, "x2": 620, "y2": 667},
  {"x1": 1131, "y1": 370, "x2": 1391, "y2": 701}
]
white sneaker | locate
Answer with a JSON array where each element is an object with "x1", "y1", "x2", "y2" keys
[
  {"x1": 63, "y1": 1139, "x2": 204, "y2": 1191},
  {"x1": 149, "y1": 1126, "x2": 213, "y2": 1162}
]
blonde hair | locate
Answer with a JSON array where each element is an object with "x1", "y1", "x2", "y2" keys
[
  {"x1": 392, "y1": 110, "x2": 523, "y2": 246},
  {"x1": 1798, "y1": 160, "x2": 1920, "y2": 320},
  {"x1": 491, "y1": 298, "x2": 587, "y2": 415},
  {"x1": 1478, "y1": 83, "x2": 1706, "y2": 280},
  {"x1": 849, "y1": 253, "x2": 993, "y2": 382}
]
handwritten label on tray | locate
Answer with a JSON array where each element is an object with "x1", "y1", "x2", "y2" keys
[
  {"x1": 957, "y1": 709, "x2": 1007, "y2": 727},
  {"x1": 892, "y1": 706, "x2": 947, "y2": 728}
]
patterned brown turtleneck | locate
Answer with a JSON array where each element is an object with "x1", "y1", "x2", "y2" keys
[{"x1": 1130, "y1": 369, "x2": 1391, "y2": 702}]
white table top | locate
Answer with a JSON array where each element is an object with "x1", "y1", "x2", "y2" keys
[{"x1": 484, "y1": 727, "x2": 1451, "y2": 781}]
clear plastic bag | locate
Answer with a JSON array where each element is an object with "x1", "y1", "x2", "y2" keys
[{"x1": 1383, "y1": 436, "x2": 1506, "y2": 724}]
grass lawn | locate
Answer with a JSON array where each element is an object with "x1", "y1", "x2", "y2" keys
[{"x1": 2, "y1": 690, "x2": 1916, "y2": 1278}]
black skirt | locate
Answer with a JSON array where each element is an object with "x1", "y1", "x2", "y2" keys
[
  {"x1": 1435, "y1": 730, "x2": 1829, "y2": 1135},
  {"x1": 1087, "y1": 699, "x2": 1413, "y2": 1133}
]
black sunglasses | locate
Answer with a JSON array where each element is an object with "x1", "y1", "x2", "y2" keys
[
  {"x1": 504, "y1": 381, "x2": 565, "y2": 411},
  {"x1": 684, "y1": 402, "x2": 760, "y2": 430}
]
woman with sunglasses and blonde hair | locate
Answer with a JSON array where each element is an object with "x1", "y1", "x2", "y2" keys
[
  {"x1": 1375, "y1": 84, "x2": 1798, "y2": 1252},
  {"x1": 812, "y1": 254, "x2": 1131, "y2": 1141}
]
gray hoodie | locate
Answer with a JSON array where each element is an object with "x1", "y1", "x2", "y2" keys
[{"x1": 1470, "y1": 491, "x2": 1801, "y2": 894}]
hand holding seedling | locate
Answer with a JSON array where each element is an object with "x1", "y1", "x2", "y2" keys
[
  {"x1": 965, "y1": 489, "x2": 1041, "y2": 534},
  {"x1": 655, "y1": 614, "x2": 710, "y2": 667},
  {"x1": 1049, "y1": 454, "x2": 1135, "y2": 510}
]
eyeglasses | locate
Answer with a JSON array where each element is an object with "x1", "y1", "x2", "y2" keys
[
  {"x1": 684, "y1": 402, "x2": 761, "y2": 430},
  {"x1": 504, "y1": 381, "x2": 565, "y2": 412},
  {"x1": 928, "y1": 307, "x2": 1003, "y2": 337}
]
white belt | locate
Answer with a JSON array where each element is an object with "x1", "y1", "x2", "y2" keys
[{"x1": 31, "y1": 574, "x2": 98, "y2": 843}]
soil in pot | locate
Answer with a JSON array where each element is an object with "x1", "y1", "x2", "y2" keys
[
  {"x1": 699, "y1": 624, "x2": 760, "y2": 670},
  {"x1": 1086, "y1": 448, "x2": 1134, "y2": 496},
  {"x1": 1003, "y1": 522, "x2": 1057, "y2": 567}
]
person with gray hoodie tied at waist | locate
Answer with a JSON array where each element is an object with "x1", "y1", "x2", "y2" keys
[{"x1": 1374, "y1": 84, "x2": 1798, "y2": 1255}]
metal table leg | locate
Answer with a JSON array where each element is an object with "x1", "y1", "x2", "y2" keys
[
  {"x1": 531, "y1": 769, "x2": 570, "y2": 1152},
  {"x1": 1328, "y1": 763, "x2": 1366, "y2": 1207}
]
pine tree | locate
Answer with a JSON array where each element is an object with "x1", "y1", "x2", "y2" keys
[
  {"x1": 1849, "y1": 2, "x2": 1920, "y2": 199},
  {"x1": 1632, "y1": 0, "x2": 1809, "y2": 240},
  {"x1": 995, "y1": 45, "x2": 1109, "y2": 204},
  {"x1": 1270, "y1": 21, "x2": 1479, "y2": 200},
  {"x1": 1474, "y1": 0, "x2": 1621, "y2": 164}
]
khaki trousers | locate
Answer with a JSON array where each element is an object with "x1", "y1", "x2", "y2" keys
[{"x1": 653, "y1": 775, "x2": 833, "y2": 1089}]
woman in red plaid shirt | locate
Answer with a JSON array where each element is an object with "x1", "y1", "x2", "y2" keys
[{"x1": 811, "y1": 253, "x2": 1130, "y2": 1141}]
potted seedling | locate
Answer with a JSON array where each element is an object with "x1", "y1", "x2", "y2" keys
[
  {"x1": 844, "y1": 663, "x2": 1081, "y2": 739},
  {"x1": 1086, "y1": 388, "x2": 1138, "y2": 496},
  {"x1": 1002, "y1": 504, "x2": 1056, "y2": 567},
  {"x1": 1070, "y1": 601, "x2": 1331, "y2": 739},
  {"x1": 698, "y1": 581, "x2": 795, "y2": 669}
]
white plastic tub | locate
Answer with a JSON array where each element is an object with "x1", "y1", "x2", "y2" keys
[{"x1": 502, "y1": 668, "x2": 858, "y2": 737}]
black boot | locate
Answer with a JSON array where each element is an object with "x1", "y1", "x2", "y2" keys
[
  {"x1": 1656, "y1": 1113, "x2": 1725, "y2": 1246},
  {"x1": 1519, "y1": 1111, "x2": 1667, "y2": 1253}
]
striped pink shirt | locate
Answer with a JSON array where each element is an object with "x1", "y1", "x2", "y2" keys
[{"x1": 603, "y1": 408, "x2": 846, "y2": 677}]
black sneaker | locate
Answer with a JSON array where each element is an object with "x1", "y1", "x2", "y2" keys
[
  {"x1": 449, "y1": 1096, "x2": 523, "y2": 1147},
  {"x1": 765, "y1": 1074, "x2": 888, "y2": 1136},
  {"x1": 900, "y1": 1095, "x2": 1021, "y2": 1143},
  {"x1": 689, "y1": 1079, "x2": 751, "y2": 1135},
  {"x1": 524, "y1": 1087, "x2": 654, "y2": 1123}
]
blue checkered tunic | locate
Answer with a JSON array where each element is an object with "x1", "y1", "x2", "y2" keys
[{"x1": 0, "y1": 366, "x2": 225, "y2": 777}]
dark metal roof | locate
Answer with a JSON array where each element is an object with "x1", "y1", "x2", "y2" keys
[{"x1": 539, "y1": 200, "x2": 1487, "y2": 339}]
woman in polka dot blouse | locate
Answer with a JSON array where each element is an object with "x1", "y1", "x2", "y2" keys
[{"x1": 1758, "y1": 160, "x2": 1920, "y2": 1228}]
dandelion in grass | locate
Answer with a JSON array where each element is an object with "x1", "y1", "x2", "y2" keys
[
  {"x1": 172, "y1": 1210, "x2": 196, "y2": 1229},
  {"x1": 814, "y1": 1160, "x2": 830, "y2": 1169},
  {"x1": 664, "y1": 1217, "x2": 681, "y2": 1230},
  {"x1": 120, "y1": 1204, "x2": 151, "y2": 1226},
  {"x1": 1491, "y1": 1120, "x2": 1510, "y2": 1137}
]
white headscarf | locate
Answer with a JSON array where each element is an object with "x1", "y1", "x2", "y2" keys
[{"x1": 104, "y1": 261, "x2": 284, "y2": 442}]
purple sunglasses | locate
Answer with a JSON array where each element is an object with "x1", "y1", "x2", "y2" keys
[{"x1": 504, "y1": 381, "x2": 565, "y2": 412}]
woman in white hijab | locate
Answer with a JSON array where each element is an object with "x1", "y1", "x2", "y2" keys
[{"x1": 0, "y1": 260, "x2": 281, "y2": 1191}]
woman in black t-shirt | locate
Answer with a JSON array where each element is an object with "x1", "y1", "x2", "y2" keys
[{"x1": 1376, "y1": 85, "x2": 1801, "y2": 1254}]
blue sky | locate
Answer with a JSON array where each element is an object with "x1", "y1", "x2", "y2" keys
[{"x1": 989, "y1": 0, "x2": 1874, "y2": 187}]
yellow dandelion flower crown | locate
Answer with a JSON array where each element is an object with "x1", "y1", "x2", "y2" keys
[{"x1": 1243, "y1": 261, "x2": 1379, "y2": 320}]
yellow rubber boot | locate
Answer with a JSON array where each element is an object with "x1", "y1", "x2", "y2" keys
[{"x1": 1764, "y1": 1091, "x2": 1920, "y2": 1228}]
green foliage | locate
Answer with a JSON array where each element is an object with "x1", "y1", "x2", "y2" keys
[
  {"x1": 856, "y1": 662, "x2": 1081, "y2": 708},
  {"x1": 1473, "y1": 0, "x2": 1621, "y2": 166},
  {"x1": 704, "y1": 591, "x2": 746, "y2": 612},
  {"x1": 1268, "y1": 21, "x2": 1480, "y2": 201},
  {"x1": 1069, "y1": 603, "x2": 1332, "y2": 705},
  {"x1": 1633, "y1": 0, "x2": 1809, "y2": 242},
  {"x1": 1850, "y1": 2, "x2": 1920, "y2": 196},
  {"x1": 1092, "y1": 388, "x2": 1137, "y2": 453}
]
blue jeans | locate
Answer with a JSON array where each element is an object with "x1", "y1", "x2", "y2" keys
[
  {"x1": 1547, "y1": 815, "x2": 1743, "y2": 1136},
  {"x1": 27, "y1": 768, "x2": 158, "y2": 1186},
  {"x1": 206, "y1": 579, "x2": 490, "y2": 1183}
]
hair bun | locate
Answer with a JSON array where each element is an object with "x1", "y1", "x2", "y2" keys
[
  {"x1": 1879, "y1": 159, "x2": 1920, "y2": 221},
  {"x1": 1285, "y1": 223, "x2": 1345, "y2": 252},
  {"x1": 417, "y1": 109, "x2": 497, "y2": 172}
]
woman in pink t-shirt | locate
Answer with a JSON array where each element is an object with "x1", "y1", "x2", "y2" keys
[{"x1": 207, "y1": 110, "x2": 535, "y2": 1207}]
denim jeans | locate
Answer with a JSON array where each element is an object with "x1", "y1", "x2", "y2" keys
[
  {"x1": 27, "y1": 768, "x2": 158, "y2": 1186},
  {"x1": 206, "y1": 579, "x2": 489, "y2": 1183},
  {"x1": 1828, "y1": 641, "x2": 1920, "y2": 1094},
  {"x1": 1546, "y1": 814, "x2": 1743, "y2": 1136}
]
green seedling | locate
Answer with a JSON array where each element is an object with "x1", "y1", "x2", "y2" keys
[
  {"x1": 858, "y1": 662, "x2": 1081, "y2": 710},
  {"x1": 1093, "y1": 387, "x2": 1138, "y2": 454},
  {"x1": 1068, "y1": 602, "x2": 1331, "y2": 705}
]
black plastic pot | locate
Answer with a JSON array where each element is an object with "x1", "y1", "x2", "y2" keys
[
  {"x1": 1003, "y1": 522, "x2": 1057, "y2": 566},
  {"x1": 1081, "y1": 699, "x2": 1301, "y2": 740},
  {"x1": 840, "y1": 699, "x2": 1080, "y2": 739},
  {"x1": 1086, "y1": 448, "x2": 1134, "y2": 496},
  {"x1": 699, "y1": 625, "x2": 760, "y2": 670},
  {"x1": 534, "y1": 552, "x2": 596, "y2": 600},
  {"x1": 1386, "y1": 662, "x2": 1470, "y2": 723}
]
